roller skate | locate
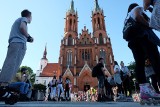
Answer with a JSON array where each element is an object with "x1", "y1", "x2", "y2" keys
[
  {"x1": 139, "y1": 83, "x2": 160, "y2": 105},
  {"x1": 0, "y1": 86, "x2": 19, "y2": 105}
]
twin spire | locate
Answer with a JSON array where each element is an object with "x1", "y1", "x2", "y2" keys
[{"x1": 68, "y1": 0, "x2": 101, "y2": 14}]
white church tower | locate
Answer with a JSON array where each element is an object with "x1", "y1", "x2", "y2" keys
[{"x1": 36, "y1": 45, "x2": 48, "y2": 76}]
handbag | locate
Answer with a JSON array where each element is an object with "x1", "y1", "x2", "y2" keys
[{"x1": 107, "y1": 77, "x2": 116, "y2": 86}]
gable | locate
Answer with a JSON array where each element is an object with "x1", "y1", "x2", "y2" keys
[
  {"x1": 63, "y1": 67, "x2": 73, "y2": 76},
  {"x1": 79, "y1": 62, "x2": 92, "y2": 76}
]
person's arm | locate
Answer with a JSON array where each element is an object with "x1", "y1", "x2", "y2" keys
[
  {"x1": 101, "y1": 67, "x2": 105, "y2": 75},
  {"x1": 20, "y1": 22, "x2": 30, "y2": 38},
  {"x1": 143, "y1": 0, "x2": 151, "y2": 11},
  {"x1": 135, "y1": 7, "x2": 149, "y2": 27},
  {"x1": 21, "y1": 74, "x2": 28, "y2": 82},
  {"x1": 20, "y1": 20, "x2": 34, "y2": 43},
  {"x1": 105, "y1": 68, "x2": 111, "y2": 77}
]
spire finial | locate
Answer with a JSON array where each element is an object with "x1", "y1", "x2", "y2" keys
[
  {"x1": 43, "y1": 44, "x2": 47, "y2": 59},
  {"x1": 70, "y1": 0, "x2": 75, "y2": 12},
  {"x1": 94, "y1": 0, "x2": 101, "y2": 12}
]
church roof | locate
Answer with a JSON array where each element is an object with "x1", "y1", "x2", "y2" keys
[{"x1": 40, "y1": 63, "x2": 60, "y2": 77}]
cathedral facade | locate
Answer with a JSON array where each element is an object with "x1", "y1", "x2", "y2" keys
[
  {"x1": 35, "y1": 0, "x2": 114, "y2": 92},
  {"x1": 59, "y1": 0, "x2": 114, "y2": 92}
]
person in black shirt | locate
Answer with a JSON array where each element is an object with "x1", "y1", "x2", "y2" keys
[{"x1": 96, "y1": 58, "x2": 106, "y2": 101}]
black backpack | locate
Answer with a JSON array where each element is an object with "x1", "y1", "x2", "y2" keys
[
  {"x1": 123, "y1": 17, "x2": 138, "y2": 41},
  {"x1": 92, "y1": 65, "x2": 98, "y2": 77},
  {"x1": 123, "y1": 15, "x2": 148, "y2": 41}
]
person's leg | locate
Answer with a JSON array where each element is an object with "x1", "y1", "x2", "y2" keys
[
  {"x1": 60, "y1": 85, "x2": 65, "y2": 99},
  {"x1": 24, "y1": 83, "x2": 29, "y2": 94},
  {"x1": 128, "y1": 40, "x2": 146, "y2": 84},
  {"x1": 8, "y1": 82, "x2": 21, "y2": 92},
  {"x1": 97, "y1": 76, "x2": 103, "y2": 101},
  {"x1": 143, "y1": 39, "x2": 160, "y2": 82},
  {"x1": 137, "y1": 37, "x2": 160, "y2": 98},
  {"x1": 117, "y1": 83, "x2": 123, "y2": 95},
  {"x1": 123, "y1": 80, "x2": 128, "y2": 97},
  {"x1": 58, "y1": 85, "x2": 61, "y2": 100},
  {"x1": 53, "y1": 87, "x2": 56, "y2": 98},
  {"x1": 0, "y1": 43, "x2": 26, "y2": 85},
  {"x1": 150, "y1": 75, "x2": 160, "y2": 93},
  {"x1": 50, "y1": 87, "x2": 53, "y2": 99},
  {"x1": 127, "y1": 77, "x2": 132, "y2": 97},
  {"x1": 9, "y1": 82, "x2": 27, "y2": 94},
  {"x1": 67, "y1": 90, "x2": 70, "y2": 99}
]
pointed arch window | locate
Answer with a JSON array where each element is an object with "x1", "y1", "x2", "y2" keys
[
  {"x1": 67, "y1": 50, "x2": 72, "y2": 66},
  {"x1": 98, "y1": 17, "x2": 100, "y2": 28},
  {"x1": 82, "y1": 49, "x2": 90, "y2": 61},
  {"x1": 99, "y1": 33, "x2": 103, "y2": 44},
  {"x1": 69, "y1": 19, "x2": 72, "y2": 30},
  {"x1": 68, "y1": 35, "x2": 73, "y2": 46},
  {"x1": 100, "y1": 49, "x2": 106, "y2": 64}
]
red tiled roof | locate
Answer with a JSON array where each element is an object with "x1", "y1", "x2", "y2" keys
[{"x1": 40, "y1": 63, "x2": 60, "y2": 77}]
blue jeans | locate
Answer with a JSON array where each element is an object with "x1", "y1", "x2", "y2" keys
[
  {"x1": 9, "y1": 82, "x2": 29, "y2": 94},
  {"x1": 97, "y1": 76, "x2": 105, "y2": 88}
]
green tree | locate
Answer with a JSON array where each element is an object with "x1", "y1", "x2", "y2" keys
[
  {"x1": 18, "y1": 66, "x2": 36, "y2": 85},
  {"x1": 127, "y1": 61, "x2": 136, "y2": 71},
  {"x1": 127, "y1": 61, "x2": 139, "y2": 92}
]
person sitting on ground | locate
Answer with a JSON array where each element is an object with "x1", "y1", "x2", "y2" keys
[{"x1": 9, "y1": 68, "x2": 29, "y2": 99}]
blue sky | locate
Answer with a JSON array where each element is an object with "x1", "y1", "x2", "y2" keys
[{"x1": 0, "y1": 0, "x2": 159, "y2": 73}]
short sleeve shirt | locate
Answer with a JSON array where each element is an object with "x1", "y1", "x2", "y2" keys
[
  {"x1": 96, "y1": 63, "x2": 104, "y2": 76},
  {"x1": 129, "y1": 6, "x2": 144, "y2": 21},
  {"x1": 9, "y1": 17, "x2": 28, "y2": 44},
  {"x1": 114, "y1": 65, "x2": 120, "y2": 73}
]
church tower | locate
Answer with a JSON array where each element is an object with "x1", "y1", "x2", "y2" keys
[
  {"x1": 36, "y1": 45, "x2": 48, "y2": 76},
  {"x1": 40, "y1": 45, "x2": 48, "y2": 71},
  {"x1": 60, "y1": 0, "x2": 78, "y2": 74},
  {"x1": 91, "y1": 0, "x2": 114, "y2": 73}
]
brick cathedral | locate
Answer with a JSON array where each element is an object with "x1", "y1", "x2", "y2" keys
[{"x1": 36, "y1": 0, "x2": 114, "y2": 92}]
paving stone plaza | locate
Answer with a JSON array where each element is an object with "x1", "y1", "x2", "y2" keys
[{"x1": 0, "y1": 101, "x2": 158, "y2": 107}]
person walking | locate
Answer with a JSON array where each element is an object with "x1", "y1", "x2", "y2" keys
[
  {"x1": 95, "y1": 58, "x2": 107, "y2": 102},
  {"x1": 113, "y1": 61, "x2": 124, "y2": 100},
  {"x1": 120, "y1": 61, "x2": 132, "y2": 97},
  {"x1": 124, "y1": 3, "x2": 160, "y2": 103},
  {"x1": 0, "y1": 9, "x2": 33, "y2": 101},
  {"x1": 65, "y1": 78, "x2": 71, "y2": 101},
  {"x1": 57, "y1": 75, "x2": 65, "y2": 101},
  {"x1": 49, "y1": 76, "x2": 57, "y2": 101}
]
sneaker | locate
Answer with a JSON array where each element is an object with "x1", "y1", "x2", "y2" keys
[
  {"x1": 140, "y1": 83, "x2": 160, "y2": 99},
  {"x1": 0, "y1": 86, "x2": 18, "y2": 105}
]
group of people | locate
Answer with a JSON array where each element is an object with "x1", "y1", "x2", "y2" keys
[
  {"x1": 94, "y1": 58, "x2": 133, "y2": 102},
  {"x1": 47, "y1": 75, "x2": 72, "y2": 101}
]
